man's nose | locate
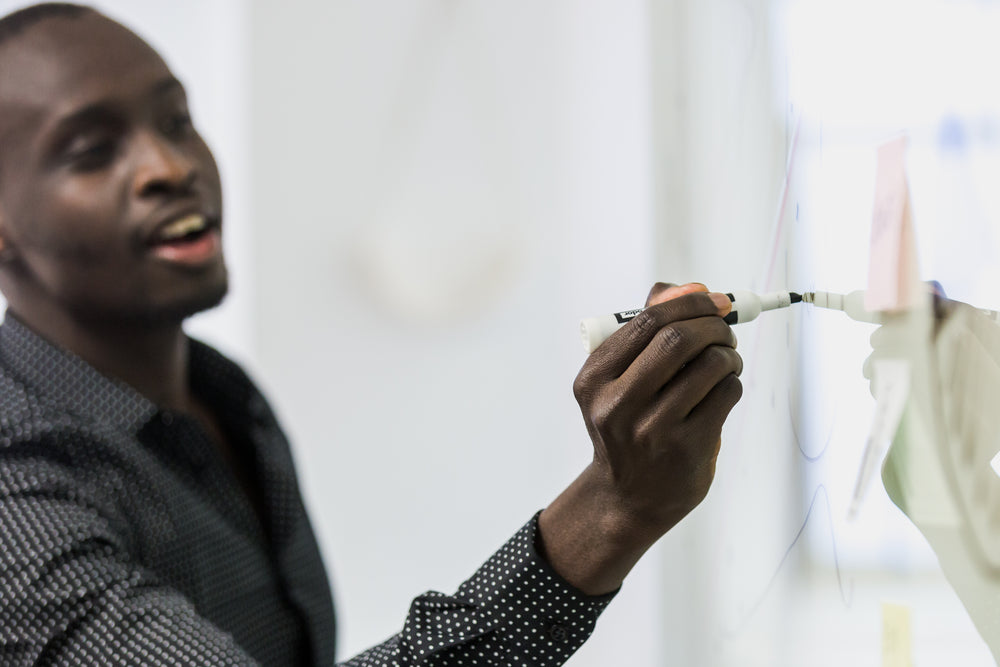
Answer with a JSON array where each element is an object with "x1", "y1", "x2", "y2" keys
[{"x1": 132, "y1": 131, "x2": 197, "y2": 198}]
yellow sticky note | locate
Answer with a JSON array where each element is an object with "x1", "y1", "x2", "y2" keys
[
  {"x1": 882, "y1": 602, "x2": 913, "y2": 667},
  {"x1": 867, "y1": 137, "x2": 921, "y2": 312}
]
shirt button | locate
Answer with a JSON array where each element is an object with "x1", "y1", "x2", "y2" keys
[{"x1": 546, "y1": 622, "x2": 569, "y2": 643}]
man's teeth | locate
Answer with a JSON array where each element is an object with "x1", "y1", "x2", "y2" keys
[{"x1": 159, "y1": 214, "x2": 207, "y2": 241}]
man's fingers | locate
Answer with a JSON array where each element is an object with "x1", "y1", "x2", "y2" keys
[
  {"x1": 645, "y1": 282, "x2": 676, "y2": 307},
  {"x1": 658, "y1": 344, "x2": 743, "y2": 417},
  {"x1": 684, "y1": 372, "x2": 744, "y2": 438},
  {"x1": 645, "y1": 282, "x2": 708, "y2": 308},
  {"x1": 617, "y1": 318, "x2": 738, "y2": 400},
  {"x1": 581, "y1": 292, "x2": 732, "y2": 385},
  {"x1": 632, "y1": 368, "x2": 742, "y2": 464}
]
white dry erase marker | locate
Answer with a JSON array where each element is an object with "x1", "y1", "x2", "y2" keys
[{"x1": 580, "y1": 290, "x2": 804, "y2": 353}]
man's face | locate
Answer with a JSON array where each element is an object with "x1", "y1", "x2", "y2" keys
[{"x1": 0, "y1": 11, "x2": 227, "y2": 327}]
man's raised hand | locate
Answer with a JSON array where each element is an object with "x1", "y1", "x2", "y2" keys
[{"x1": 538, "y1": 283, "x2": 743, "y2": 595}]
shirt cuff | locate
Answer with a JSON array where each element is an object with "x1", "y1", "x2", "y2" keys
[{"x1": 452, "y1": 511, "x2": 617, "y2": 664}]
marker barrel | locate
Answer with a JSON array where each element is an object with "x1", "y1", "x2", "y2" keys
[
  {"x1": 580, "y1": 291, "x2": 799, "y2": 353},
  {"x1": 580, "y1": 312, "x2": 640, "y2": 354}
]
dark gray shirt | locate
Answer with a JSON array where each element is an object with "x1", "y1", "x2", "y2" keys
[{"x1": 0, "y1": 315, "x2": 613, "y2": 666}]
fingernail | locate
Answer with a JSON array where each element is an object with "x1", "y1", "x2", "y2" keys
[
  {"x1": 710, "y1": 292, "x2": 732, "y2": 314},
  {"x1": 685, "y1": 282, "x2": 709, "y2": 292}
]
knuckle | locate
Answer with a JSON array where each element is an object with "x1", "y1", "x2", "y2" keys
[
  {"x1": 573, "y1": 362, "x2": 602, "y2": 403},
  {"x1": 573, "y1": 367, "x2": 599, "y2": 405},
  {"x1": 588, "y1": 389, "x2": 629, "y2": 433},
  {"x1": 655, "y1": 323, "x2": 686, "y2": 350},
  {"x1": 701, "y1": 344, "x2": 742, "y2": 376},
  {"x1": 720, "y1": 373, "x2": 744, "y2": 405},
  {"x1": 630, "y1": 309, "x2": 663, "y2": 338},
  {"x1": 721, "y1": 347, "x2": 743, "y2": 374},
  {"x1": 703, "y1": 344, "x2": 728, "y2": 366}
]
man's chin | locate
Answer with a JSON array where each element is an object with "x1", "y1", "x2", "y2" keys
[
  {"x1": 157, "y1": 282, "x2": 229, "y2": 324},
  {"x1": 74, "y1": 280, "x2": 230, "y2": 329}
]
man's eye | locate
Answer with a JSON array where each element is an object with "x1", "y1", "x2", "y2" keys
[
  {"x1": 161, "y1": 112, "x2": 193, "y2": 137},
  {"x1": 67, "y1": 141, "x2": 116, "y2": 171}
]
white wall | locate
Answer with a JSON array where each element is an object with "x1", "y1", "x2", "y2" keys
[{"x1": 247, "y1": 1, "x2": 661, "y2": 664}]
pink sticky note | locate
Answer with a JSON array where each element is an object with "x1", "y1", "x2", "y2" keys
[{"x1": 866, "y1": 137, "x2": 921, "y2": 312}]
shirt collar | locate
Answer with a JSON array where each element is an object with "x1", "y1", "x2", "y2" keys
[{"x1": 0, "y1": 313, "x2": 160, "y2": 434}]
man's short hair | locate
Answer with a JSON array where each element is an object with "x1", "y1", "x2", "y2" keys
[{"x1": 0, "y1": 3, "x2": 92, "y2": 48}]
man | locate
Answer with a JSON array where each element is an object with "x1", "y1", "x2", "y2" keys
[{"x1": 0, "y1": 4, "x2": 743, "y2": 666}]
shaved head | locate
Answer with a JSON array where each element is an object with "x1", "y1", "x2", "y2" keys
[
  {"x1": 0, "y1": 3, "x2": 94, "y2": 183},
  {"x1": 0, "y1": 3, "x2": 92, "y2": 47}
]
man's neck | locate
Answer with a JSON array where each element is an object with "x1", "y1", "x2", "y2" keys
[{"x1": 9, "y1": 305, "x2": 192, "y2": 411}]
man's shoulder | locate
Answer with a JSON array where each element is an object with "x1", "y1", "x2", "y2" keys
[
  {"x1": 0, "y1": 359, "x2": 57, "y2": 430},
  {"x1": 0, "y1": 358, "x2": 99, "y2": 452}
]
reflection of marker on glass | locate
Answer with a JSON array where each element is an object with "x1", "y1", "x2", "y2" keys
[
  {"x1": 580, "y1": 290, "x2": 803, "y2": 354},
  {"x1": 803, "y1": 289, "x2": 1000, "y2": 324},
  {"x1": 802, "y1": 290, "x2": 880, "y2": 323}
]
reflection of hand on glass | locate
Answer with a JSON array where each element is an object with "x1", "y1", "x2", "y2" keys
[
  {"x1": 862, "y1": 281, "x2": 1000, "y2": 661},
  {"x1": 861, "y1": 282, "x2": 950, "y2": 394}
]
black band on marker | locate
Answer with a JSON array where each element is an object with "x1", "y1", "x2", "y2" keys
[
  {"x1": 723, "y1": 293, "x2": 738, "y2": 324},
  {"x1": 614, "y1": 309, "x2": 644, "y2": 324}
]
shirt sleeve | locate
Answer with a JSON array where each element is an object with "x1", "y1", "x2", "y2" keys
[
  {"x1": 338, "y1": 512, "x2": 617, "y2": 667},
  {"x1": 0, "y1": 453, "x2": 260, "y2": 666},
  {"x1": 1, "y1": 446, "x2": 613, "y2": 666}
]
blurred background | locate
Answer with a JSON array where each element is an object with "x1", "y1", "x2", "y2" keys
[{"x1": 4, "y1": 0, "x2": 1000, "y2": 664}]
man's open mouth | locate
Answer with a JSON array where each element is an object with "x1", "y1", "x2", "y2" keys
[
  {"x1": 151, "y1": 213, "x2": 211, "y2": 245},
  {"x1": 148, "y1": 213, "x2": 221, "y2": 265}
]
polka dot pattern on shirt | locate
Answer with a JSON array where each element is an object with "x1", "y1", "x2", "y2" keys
[{"x1": 342, "y1": 515, "x2": 615, "y2": 666}]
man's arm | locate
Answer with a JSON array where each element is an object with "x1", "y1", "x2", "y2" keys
[
  {"x1": 0, "y1": 452, "x2": 259, "y2": 666},
  {"x1": 339, "y1": 513, "x2": 615, "y2": 666},
  {"x1": 340, "y1": 284, "x2": 743, "y2": 665}
]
